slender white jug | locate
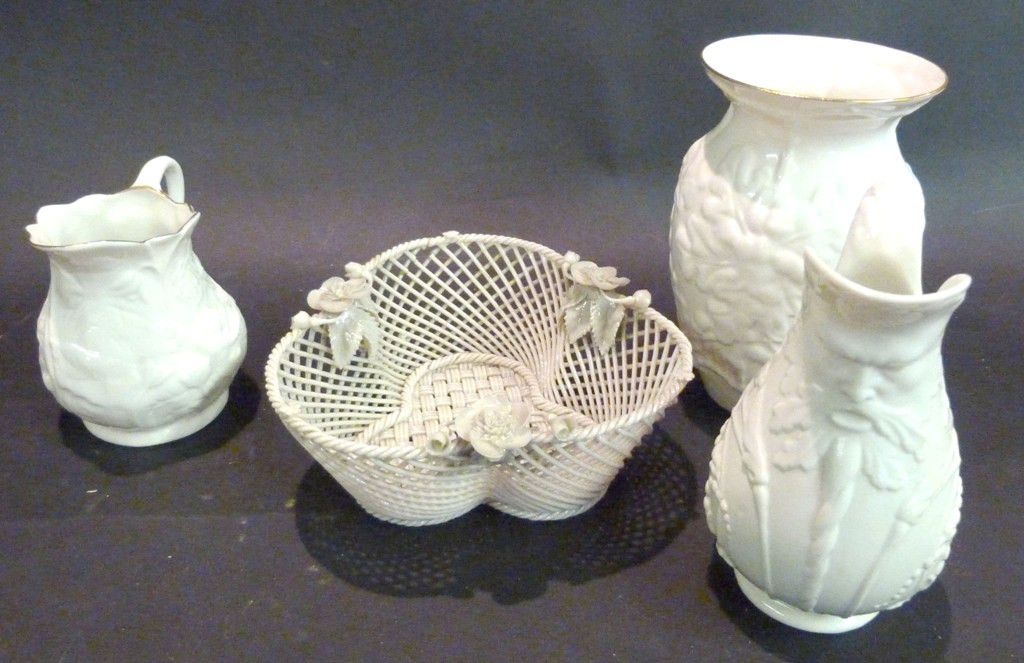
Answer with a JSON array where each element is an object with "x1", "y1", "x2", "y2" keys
[
  {"x1": 27, "y1": 157, "x2": 247, "y2": 446},
  {"x1": 704, "y1": 172, "x2": 971, "y2": 633}
]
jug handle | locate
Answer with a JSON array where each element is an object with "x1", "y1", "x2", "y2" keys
[{"x1": 132, "y1": 156, "x2": 185, "y2": 203}]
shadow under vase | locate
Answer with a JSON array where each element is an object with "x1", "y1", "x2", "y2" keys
[
  {"x1": 60, "y1": 370, "x2": 261, "y2": 476},
  {"x1": 706, "y1": 549, "x2": 952, "y2": 662},
  {"x1": 294, "y1": 425, "x2": 698, "y2": 605}
]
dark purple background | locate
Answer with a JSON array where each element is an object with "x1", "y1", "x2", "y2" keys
[{"x1": 2, "y1": 3, "x2": 1021, "y2": 661}]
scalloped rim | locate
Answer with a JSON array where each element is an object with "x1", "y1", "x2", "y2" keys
[{"x1": 265, "y1": 232, "x2": 694, "y2": 461}]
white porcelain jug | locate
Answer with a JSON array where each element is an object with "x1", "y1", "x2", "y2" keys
[
  {"x1": 704, "y1": 173, "x2": 971, "y2": 633},
  {"x1": 670, "y1": 34, "x2": 947, "y2": 409},
  {"x1": 27, "y1": 157, "x2": 247, "y2": 446}
]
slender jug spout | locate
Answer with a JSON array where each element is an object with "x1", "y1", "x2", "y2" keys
[
  {"x1": 705, "y1": 169, "x2": 970, "y2": 633},
  {"x1": 835, "y1": 165, "x2": 925, "y2": 296}
]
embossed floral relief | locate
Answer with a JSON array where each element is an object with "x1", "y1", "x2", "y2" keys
[{"x1": 670, "y1": 137, "x2": 853, "y2": 392}]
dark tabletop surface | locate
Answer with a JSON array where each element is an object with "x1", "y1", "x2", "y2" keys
[{"x1": 2, "y1": 2, "x2": 1021, "y2": 661}]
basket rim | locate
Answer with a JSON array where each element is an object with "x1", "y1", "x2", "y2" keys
[{"x1": 264, "y1": 231, "x2": 694, "y2": 461}]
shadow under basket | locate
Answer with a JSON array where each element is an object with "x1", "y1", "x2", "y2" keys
[{"x1": 266, "y1": 232, "x2": 693, "y2": 525}]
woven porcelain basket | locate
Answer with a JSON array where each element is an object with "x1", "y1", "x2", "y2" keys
[{"x1": 266, "y1": 232, "x2": 693, "y2": 525}]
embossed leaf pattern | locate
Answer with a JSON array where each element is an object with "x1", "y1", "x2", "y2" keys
[
  {"x1": 860, "y1": 409, "x2": 926, "y2": 491},
  {"x1": 769, "y1": 350, "x2": 818, "y2": 471},
  {"x1": 770, "y1": 394, "x2": 818, "y2": 471},
  {"x1": 772, "y1": 400, "x2": 925, "y2": 491},
  {"x1": 563, "y1": 284, "x2": 625, "y2": 354},
  {"x1": 874, "y1": 408, "x2": 929, "y2": 461},
  {"x1": 861, "y1": 436, "x2": 912, "y2": 491},
  {"x1": 327, "y1": 307, "x2": 381, "y2": 369}
]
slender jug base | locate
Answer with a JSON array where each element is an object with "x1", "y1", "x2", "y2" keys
[
  {"x1": 82, "y1": 390, "x2": 229, "y2": 447},
  {"x1": 735, "y1": 570, "x2": 878, "y2": 634}
]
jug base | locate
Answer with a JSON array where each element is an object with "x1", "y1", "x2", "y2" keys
[
  {"x1": 735, "y1": 570, "x2": 878, "y2": 634},
  {"x1": 698, "y1": 367, "x2": 741, "y2": 411},
  {"x1": 83, "y1": 390, "x2": 229, "y2": 447}
]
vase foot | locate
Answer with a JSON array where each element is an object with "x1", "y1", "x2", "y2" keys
[
  {"x1": 734, "y1": 570, "x2": 878, "y2": 634},
  {"x1": 697, "y1": 367, "x2": 741, "y2": 410},
  {"x1": 82, "y1": 389, "x2": 229, "y2": 447}
]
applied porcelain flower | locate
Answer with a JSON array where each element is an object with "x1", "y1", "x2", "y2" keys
[
  {"x1": 454, "y1": 395, "x2": 532, "y2": 460},
  {"x1": 292, "y1": 263, "x2": 381, "y2": 369},
  {"x1": 307, "y1": 273, "x2": 372, "y2": 313},
  {"x1": 567, "y1": 258, "x2": 630, "y2": 291},
  {"x1": 560, "y1": 253, "x2": 636, "y2": 354}
]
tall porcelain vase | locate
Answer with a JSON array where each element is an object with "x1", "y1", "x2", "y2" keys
[
  {"x1": 27, "y1": 157, "x2": 247, "y2": 447},
  {"x1": 704, "y1": 175, "x2": 971, "y2": 633},
  {"x1": 670, "y1": 34, "x2": 947, "y2": 408}
]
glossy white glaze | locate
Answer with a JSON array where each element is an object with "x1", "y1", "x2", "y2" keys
[
  {"x1": 705, "y1": 177, "x2": 970, "y2": 632},
  {"x1": 27, "y1": 157, "x2": 247, "y2": 446},
  {"x1": 670, "y1": 34, "x2": 946, "y2": 408}
]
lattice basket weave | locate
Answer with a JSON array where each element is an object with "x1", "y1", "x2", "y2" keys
[{"x1": 266, "y1": 232, "x2": 693, "y2": 525}]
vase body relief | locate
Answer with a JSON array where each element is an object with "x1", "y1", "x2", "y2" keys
[
  {"x1": 670, "y1": 34, "x2": 947, "y2": 408},
  {"x1": 704, "y1": 173, "x2": 971, "y2": 633},
  {"x1": 27, "y1": 157, "x2": 247, "y2": 446}
]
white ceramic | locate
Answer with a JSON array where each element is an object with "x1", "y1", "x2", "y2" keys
[
  {"x1": 704, "y1": 174, "x2": 971, "y2": 633},
  {"x1": 267, "y1": 232, "x2": 693, "y2": 525},
  {"x1": 669, "y1": 34, "x2": 947, "y2": 409},
  {"x1": 27, "y1": 157, "x2": 247, "y2": 446}
]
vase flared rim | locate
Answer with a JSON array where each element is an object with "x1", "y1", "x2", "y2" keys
[{"x1": 702, "y1": 34, "x2": 948, "y2": 105}]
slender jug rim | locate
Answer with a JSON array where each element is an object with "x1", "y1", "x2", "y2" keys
[{"x1": 804, "y1": 248, "x2": 971, "y2": 311}]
